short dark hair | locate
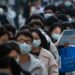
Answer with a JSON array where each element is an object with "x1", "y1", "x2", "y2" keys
[
  {"x1": 19, "y1": 25, "x2": 31, "y2": 32},
  {"x1": 3, "y1": 24, "x2": 16, "y2": 35},
  {"x1": 26, "y1": 14, "x2": 44, "y2": 25},
  {"x1": 45, "y1": 16, "x2": 59, "y2": 26},
  {"x1": 0, "y1": 43, "x2": 12, "y2": 57},
  {"x1": 57, "y1": 14, "x2": 68, "y2": 22},
  {"x1": 62, "y1": 22, "x2": 73, "y2": 29},
  {"x1": 44, "y1": 5, "x2": 56, "y2": 13},
  {"x1": 0, "y1": 57, "x2": 12, "y2": 68},
  {"x1": 16, "y1": 31, "x2": 33, "y2": 42},
  {"x1": 0, "y1": 41, "x2": 20, "y2": 57},
  {"x1": 29, "y1": 21, "x2": 43, "y2": 28},
  {"x1": 0, "y1": 26, "x2": 9, "y2": 37},
  {"x1": 6, "y1": 41, "x2": 21, "y2": 54}
]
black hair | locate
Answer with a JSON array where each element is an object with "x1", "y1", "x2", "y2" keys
[
  {"x1": 0, "y1": 41, "x2": 20, "y2": 57},
  {"x1": 0, "y1": 57, "x2": 11, "y2": 69},
  {"x1": 71, "y1": 21, "x2": 75, "y2": 28},
  {"x1": 6, "y1": 41, "x2": 20, "y2": 54},
  {"x1": 45, "y1": 16, "x2": 59, "y2": 26},
  {"x1": 31, "y1": 29, "x2": 48, "y2": 49},
  {"x1": 49, "y1": 22, "x2": 63, "y2": 35},
  {"x1": 19, "y1": 25, "x2": 31, "y2": 32},
  {"x1": 0, "y1": 43, "x2": 13, "y2": 57},
  {"x1": 26, "y1": 14, "x2": 44, "y2": 25},
  {"x1": 44, "y1": 5, "x2": 56, "y2": 13},
  {"x1": 57, "y1": 14, "x2": 68, "y2": 22},
  {"x1": 0, "y1": 15, "x2": 9, "y2": 25},
  {"x1": 16, "y1": 31, "x2": 33, "y2": 42},
  {"x1": 0, "y1": 26, "x2": 9, "y2": 37},
  {"x1": 0, "y1": 57, "x2": 21, "y2": 75},
  {"x1": 3, "y1": 24, "x2": 16, "y2": 36},
  {"x1": 56, "y1": 3, "x2": 65, "y2": 13},
  {"x1": 29, "y1": 21, "x2": 43, "y2": 28},
  {"x1": 68, "y1": 8, "x2": 75, "y2": 17},
  {"x1": 62, "y1": 22, "x2": 73, "y2": 29}
]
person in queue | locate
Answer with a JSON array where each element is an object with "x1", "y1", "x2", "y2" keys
[
  {"x1": 0, "y1": 41, "x2": 31, "y2": 75},
  {"x1": 0, "y1": 26, "x2": 10, "y2": 43},
  {"x1": 49, "y1": 22, "x2": 62, "y2": 45},
  {"x1": 0, "y1": 57, "x2": 18, "y2": 75},
  {"x1": 31, "y1": 29, "x2": 58, "y2": 75},
  {"x1": 16, "y1": 30, "x2": 48, "y2": 75},
  {"x1": 28, "y1": 14, "x2": 59, "y2": 64}
]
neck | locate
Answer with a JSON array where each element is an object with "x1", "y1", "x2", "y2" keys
[
  {"x1": 32, "y1": 47, "x2": 41, "y2": 53},
  {"x1": 20, "y1": 55, "x2": 30, "y2": 64}
]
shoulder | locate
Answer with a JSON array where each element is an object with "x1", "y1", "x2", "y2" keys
[
  {"x1": 29, "y1": 54, "x2": 44, "y2": 67},
  {"x1": 40, "y1": 48, "x2": 53, "y2": 58}
]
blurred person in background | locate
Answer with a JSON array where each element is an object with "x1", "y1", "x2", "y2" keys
[
  {"x1": 44, "y1": 16, "x2": 59, "y2": 34},
  {"x1": 28, "y1": 14, "x2": 59, "y2": 64},
  {"x1": 26, "y1": 14, "x2": 44, "y2": 27},
  {"x1": 16, "y1": 31, "x2": 48, "y2": 75},
  {"x1": 18, "y1": 6, "x2": 26, "y2": 27},
  {"x1": 31, "y1": 29, "x2": 59, "y2": 75},
  {"x1": 0, "y1": 26, "x2": 10, "y2": 43},
  {"x1": 19, "y1": 25, "x2": 31, "y2": 32},
  {"x1": 0, "y1": 57, "x2": 19, "y2": 75},
  {"x1": 0, "y1": 5, "x2": 15, "y2": 26},
  {"x1": 3, "y1": 24, "x2": 16, "y2": 40},
  {"x1": 49, "y1": 22, "x2": 62, "y2": 45},
  {"x1": 0, "y1": 7, "x2": 9, "y2": 25},
  {"x1": 0, "y1": 43, "x2": 20, "y2": 75},
  {"x1": 57, "y1": 14, "x2": 69, "y2": 22},
  {"x1": 27, "y1": 14, "x2": 51, "y2": 48},
  {"x1": 44, "y1": 5, "x2": 57, "y2": 19},
  {"x1": 62, "y1": 22, "x2": 73, "y2": 30},
  {"x1": 0, "y1": 41, "x2": 31, "y2": 75},
  {"x1": 30, "y1": 0, "x2": 44, "y2": 16}
]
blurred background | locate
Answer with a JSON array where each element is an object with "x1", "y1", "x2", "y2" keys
[{"x1": 0, "y1": 0, "x2": 75, "y2": 29}]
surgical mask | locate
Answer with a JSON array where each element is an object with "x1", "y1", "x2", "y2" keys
[
  {"x1": 44, "y1": 13, "x2": 53, "y2": 19},
  {"x1": 32, "y1": 39, "x2": 41, "y2": 47},
  {"x1": 64, "y1": 1, "x2": 72, "y2": 7},
  {"x1": 52, "y1": 33, "x2": 61, "y2": 40},
  {"x1": 15, "y1": 57, "x2": 20, "y2": 63},
  {"x1": 19, "y1": 43, "x2": 31, "y2": 55}
]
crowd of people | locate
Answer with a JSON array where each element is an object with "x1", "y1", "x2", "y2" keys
[{"x1": 0, "y1": 0, "x2": 75, "y2": 75}]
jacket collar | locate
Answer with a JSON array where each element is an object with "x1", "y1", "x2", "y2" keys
[{"x1": 28, "y1": 54, "x2": 42, "y2": 72}]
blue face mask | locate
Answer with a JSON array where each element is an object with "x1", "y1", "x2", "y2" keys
[
  {"x1": 19, "y1": 43, "x2": 31, "y2": 55},
  {"x1": 52, "y1": 33, "x2": 61, "y2": 40},
  {"x1": 32, "y1": 39, "x2": 41, "y2": 47}
]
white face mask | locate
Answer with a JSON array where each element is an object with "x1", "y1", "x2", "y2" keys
[
  {"x1": 15, "y1": 57, "x2": 20, "y2": 63},
  {"x1": 32, "y1": 39, "x2": 41, "y2": 47},
  {"x1": 44, "y1": 13, "x2": 54, "y2": 19},
  {"x1": 19, "y1": 43, "x2": 31, "y2": 55},
  {"x1": 52, "y1": 33, "x2": 61, "y2": 40},
  {"x1": 64, "y1": 1, "x2": 72, "y2": 7}
]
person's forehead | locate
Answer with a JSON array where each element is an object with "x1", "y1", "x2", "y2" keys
[
  {"x1": 32, "y1": 32, "x2": 40, "y2": 39},
  {"x1": 54, "y1": 27, "x2": 61, "y2": 30},
  {"x1": 17, "y1": 35, "x2": 32, "y2": 41},
  {"x1": 45, "y1": 9, "x2": 53, "y2": 13}
]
